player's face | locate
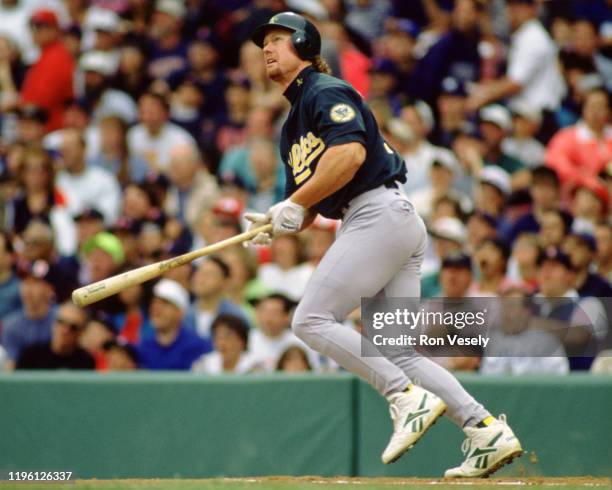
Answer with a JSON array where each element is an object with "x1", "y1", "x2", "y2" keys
[{"x1": 262, "y1": 28, "x2": 302, "y2": 81}]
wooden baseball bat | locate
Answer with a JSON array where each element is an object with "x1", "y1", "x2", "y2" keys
[{"x1": 71, "y1": 224, "x2": 272, "y2": 307}]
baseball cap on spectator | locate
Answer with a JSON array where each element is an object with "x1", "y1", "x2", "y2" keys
[
  {"x1": 30, "y1": 9, "x2": 59, "y2": 28},
  {"x1": 429, "y1": 217, "x2": 467, "y2": 245},
  {"x1": 213, "y1": 197, "x2": 244, "y2": 221},
  {"x1": 16, "y1": 104, "x2": 48, "y2": 124},
  {"x1": 431, "y1": 156, "x2": 458, "y2": 174},
  {"x1": 87, "y1": 8, "x2": 120, "y2": 33},
  {"x1": 83, "y1": 232, "x2": 125, "y2": 265},
  {"x1": 470, "y1": 210, "x2": 498, "y2": 229},
  {"x1": 369, "y1": 58, "x2": 397, "y2": 75},
  {"x1": 441, "y1": 252, "x2": 472, "y2": 270},
  {"x1": 479, "y1": 104, "x2": 512, "y2": 132},
  {"x1": 480, "y1": 166, "x2": 511, "y2": 196},
  {"x1": 250, "y1": 291, "x2": 297, "y2": 311},
  {"x1": 75, "y1": 208, "x2": 104, "y2": 222},
  {"x1": 413, "y1": 100, "x2": 435, "y2": 134},
  {"x1": 440, "y1": 77, "x2": 467, "y2": 97},
  {"x1": 79, "y1": 51, "x2": 116, "y2": 76},
  {"x1": 153, "y1": 279, "x2": 189, "y2": 313},
  {"x1": 531, "y1": 166, "x2": 560, "y2": 187},
  {"x1": 577, "y1": 73, "x2": 605, "y2": 94},
  {"x1": 537, "y1": 247, "x2": 573, "y2": 270},
  {"x1": 17, "y1": 259, "x2": 54, "y2": 282},
  {"x1": 155, "y1": 0, "x2": 186, "y2": 19},
  {"x1": 570, "y1": 232, "x2": 597, "y2": 252},
  {"x1": 509, "y1": 100, "x2": 542, "y2": 125},
  {"x1": 392, "y1": 18, "x2": 420, "y2": 39}
]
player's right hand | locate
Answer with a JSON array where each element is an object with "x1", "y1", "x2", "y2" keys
[{"x1": 243, "y1": 212, "x2": 272, "y2": 247}]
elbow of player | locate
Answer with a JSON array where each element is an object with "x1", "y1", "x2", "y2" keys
[{"x1": 343, "y1": 143, "x2": 366, "y2": 172}]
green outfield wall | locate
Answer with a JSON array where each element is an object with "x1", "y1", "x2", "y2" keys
[{"x1": 1, "y1": 372, "x2": 610, "y2": 479}]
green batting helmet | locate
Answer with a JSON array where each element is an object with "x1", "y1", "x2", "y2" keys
[{"x1": 251, "y1": 11, "x2": 321, "y2": 60}]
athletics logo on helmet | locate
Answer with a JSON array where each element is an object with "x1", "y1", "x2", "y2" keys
[{"x1": 251, "y1": 11, "x2": 321, "y2": 60}]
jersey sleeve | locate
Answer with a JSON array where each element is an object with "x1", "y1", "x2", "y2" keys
[{"x1": 310, "y1": 86, "x2": 367, "y2": 148}]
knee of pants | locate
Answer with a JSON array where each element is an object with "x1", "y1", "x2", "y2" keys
[{"x1": 292, "y1": 302, "x2": 334, "y2": 344}]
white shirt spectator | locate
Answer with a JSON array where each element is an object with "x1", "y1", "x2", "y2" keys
[
  {"x1": 502, "y1": 137, "x2": 545, "y2": 168},
  {"x1": 191, "y1": 351, "x2": 258, "y2": 374},
  {"x1": 401, "y1": 142, "x2": 459, "y2": 196},
  {"x1": 507, "y1": 19, "x2": 565, "y2": 111},
  {"x1": 258, "y1": 262, "x2": 314, "y2": 302},
  {"x1": 56, "y1": 166, "x2": 121, "y2": 225},
  {"x1": 127, "y1": 122, "x2": 196, "y2": 173},
  {"x1": 480, "y1": 327, "x2": 570, "y2": 375}
]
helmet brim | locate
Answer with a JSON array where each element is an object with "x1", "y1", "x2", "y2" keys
[{"x1": 251, "y1": 23, "x2": 296, "y2": 48}]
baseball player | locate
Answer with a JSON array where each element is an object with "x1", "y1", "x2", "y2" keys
[{"x1": 246, "y1": 12, "x2": 522, "y2": 477}]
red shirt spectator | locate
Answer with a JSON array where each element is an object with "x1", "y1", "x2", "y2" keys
[
  {"x1": 545, "y1": 89, "x2": 612, "y2": 195},
  {"x1": 20, "y1": 9, "x2": 74, "y2": 131}
]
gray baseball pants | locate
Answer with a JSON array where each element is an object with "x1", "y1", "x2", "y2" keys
[{"x1": 292, "y1": 186, "x2": 490, "y2": 427}]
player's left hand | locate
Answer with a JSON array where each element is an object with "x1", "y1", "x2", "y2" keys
[
  {"x1": 244, "y1": 212, "x2": 272, "y2": 246},
  {"x1": 268, "y1": 199, "x2": 306, "y2": 235}
]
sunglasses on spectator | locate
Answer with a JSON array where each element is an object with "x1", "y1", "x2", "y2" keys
[{"x1": 55, "y1": 317, "x2": 83, "y2": 332}]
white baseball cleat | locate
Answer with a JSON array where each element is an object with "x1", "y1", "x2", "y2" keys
[
  {"x1": 444, "y1": 414, "x2": 523, "y2": 478},
  {"x1": 381, "y1": 384, "x2": 447, "y2": 464}
]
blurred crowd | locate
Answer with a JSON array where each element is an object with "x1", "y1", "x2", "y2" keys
[{"x1": 0, "y1": 0, "x2": 610, "y2": 375}]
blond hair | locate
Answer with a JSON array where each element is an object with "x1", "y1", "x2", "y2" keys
[{"x1": 312, "y1": 55, "x2": 332, "y2": 75}]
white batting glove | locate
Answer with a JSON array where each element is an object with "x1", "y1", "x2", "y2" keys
[
  {"x1": 243, "y1": 212, "x2": 272, "y2": 247},
  {"x1": 268, "y1": 199, "x2": 306, "y2": 235}
]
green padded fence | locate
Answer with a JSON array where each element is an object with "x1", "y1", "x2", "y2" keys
[{"x1": 0, "y1": 372, "x2": 610, "y2": 479}]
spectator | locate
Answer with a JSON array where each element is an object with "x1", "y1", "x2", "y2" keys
[
  {"x1": 79, "y1": 316, "x2": 116, "y2": 370},
  {"x1": 250, "y1": 293, "x2": 309, "y2": 372},
  {"x1": 593, "y1": 222, "x2": 612, "y2": 282},
  {"x1": 507, "y1": 166, "x2": 561, "y2": 244},
  {"x1": 478, "y1": 104, "x2": 526, "y2": 177},
  {"x1": 147, "y1": 0, "x2": 189, "y2": 80},
  {"x1": 466, "y1": 211, "x2": 498, "y2": 254},
  {"x1": 466, "y1": 0, "x2": 565, "y2": 136},
  {"x1": 412, "y1": 0, "x2": 483, "y2": 105},
  {"x1": 562, "y1": 232, "x2": 612, "y2": 297},
  {"x1": 16, "y1": 301, "x2": 94, "y2": 369},
  {"x1": 571, "y1": 180, "x2": 609, "y2": 233},
  {"x1": 545, "y1": 88, "x2": 612, "y2": 196},
  {"x1": 245, "y1": 138, "x2": 285, "y2": 213},
  {"x1": 533, "y1": 247, "x2": 608, "y2": 370},
  {"x1": 112, "y1": 44, "x2": 152, "y2": 102},
  {"x1": 136, "y1": 278, "x2": 211, "y2": 370},
  {"x1": 431, "y1": 77, "x2": 471, "y2": 148},
  {"x1": 507, "y1": 233, "x2": 540, "y2": 292},
  {"x1": 82, "y1": 7, "x2": 121, "y2": 68},
  {"x1": 277, "y1": 345, "x2": 312, "y2": 372},
  {"x1": 422, "y1": 216, "x2": 467, "y2": 297},
  {"x1": 258, "y1": 235, "x2": 313, "y2": 302},
  {"x1": 186, "y1": 256, "x2": 248, "y2": 342},
  {"x1": 164, "y1": 143, "x2": 219, "y2": 229},
  {"x1": 74, "y1": 208, "x2": 105, "y2": 257},
  {"x1": 9, "y1": 147, "x2": 76, "y2": 256},
  {"x1": 108, "y1": 281, "x2": 155, "y2": 344},
  {"x1": 17, "y1": 220, "x2": 78, "y2": 302},
  {"x1": 393, "y1": 102, "x2": 459, "y2": 197},
  {"x1": 469, "y1": 238, "x2": 512, "y2": 296},
  {"x1": 1, "y1": 259, "x2": 57, "y2": 370},
  {"x1": 0, "y1": 231, "x2": 20, "y2": 322},
  {"x1": 20, "y1": 8, "x2": 74, "y2": 131},
  {"x1": 89, "y1": 115, "x2": 149, "y2": 185},
  {"x1": 56, "y1": 128, "x2": 121, "y2": 225},
  {"x1": 502, "y1": 102, "x2": 546, "y2": 168},
  {"x1": 103, "y1": 339, "x2": 139, "y2": 371},
  {"x1": 77, "y1": 50, "x2": 138, "y2": 124},
  {"x1": 127, "y1": 91, "x2": 197, "y2": 173},
  {"x1": 80, "y1": 231, "x2": 124, "y2": 288},
  {"x1": 304, "y1": 216, "x2": 338, "y2": 267},
  {"x1": 13, "y1": 104, "x2": 47, "y2": 145},
  {"x1": 537, "y1": 208, "x2": 573, "y2": 250},
  {"x1": 480, "y1": 287, "x2": 570, "y2": 375},
  {"x1": 474, "y1": 166, "x2": 511, "y2": 220},
  {"x1": 192, "y1": 314, "x2": 256, "y2": 374}
]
